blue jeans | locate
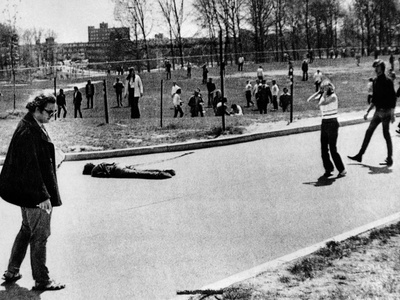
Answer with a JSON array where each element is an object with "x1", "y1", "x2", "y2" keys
[
  {"x1": 359, "y1": 109, "x2": 393, "y2": 158},
  {"x1": 7, "y1": 207, "x2": 51, "y2": 283}
]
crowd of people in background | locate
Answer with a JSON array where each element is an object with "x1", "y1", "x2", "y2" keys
[{"x1": 39, "y1": 48, "x2": 400, "y2": 134}]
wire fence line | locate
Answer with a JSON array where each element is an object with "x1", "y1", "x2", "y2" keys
[{"x1": 0, "y1": 46, "x2": 369, "y2": 83}]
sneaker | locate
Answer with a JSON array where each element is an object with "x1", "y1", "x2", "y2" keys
[
  {"x1": 337, "y1": 170, "x2": 347, "y2": 178},
  {"x1": 32, "y1": 279, "x2": 65, "y2": 291},
  {"x1": 347, "y1": 154, "x2": 362, "y2": 163},
  {"x1": 2, "y1": 271, "x2": 22, "y2": 283}
]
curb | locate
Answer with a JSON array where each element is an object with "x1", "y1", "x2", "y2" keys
[
  {"x1": 60, "y1": 116, "x2": 369, "y2": 162},
  {"x1": 172, "y1": 212, "x2": 400, "y2": 300}
]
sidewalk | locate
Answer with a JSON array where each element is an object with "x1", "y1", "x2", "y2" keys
[{"x1": 2, "y1": 109, "x2": 393, "y2": 166}]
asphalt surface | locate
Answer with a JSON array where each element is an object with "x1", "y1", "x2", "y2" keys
[{"x1": 0, "y1": 122, "x2": 400, "y2": 300}]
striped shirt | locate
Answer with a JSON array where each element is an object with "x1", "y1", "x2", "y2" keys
[{"x1": 319, "y1": 93, "x2": 338, "y2": 119}]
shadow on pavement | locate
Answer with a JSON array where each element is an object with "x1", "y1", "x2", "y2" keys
[
  {"x1": 0, "y1": 282, "x2": 43, "y2": 300},
  {"x1": 303, "y1": 175, "x2": 336, "y2": 187},
  {"x1": 361, "y1": 164, "x2": 392, "y2": 175}
]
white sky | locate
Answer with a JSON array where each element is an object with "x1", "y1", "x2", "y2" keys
[{"x1": 0, "y1": 0, "x2": 198, "y2": 43}]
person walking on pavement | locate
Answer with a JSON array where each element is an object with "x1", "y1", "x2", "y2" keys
[
  {"x1": 313, "y1": 70, "x2": 323, "y2": 92},
  {"x1": 85, "y1": 79, "x2": 95, "y2": 109},
  {"x1": 0, "y1": 92, "x2": 65, "y2": 291},
  {"x1": 307, "y1": 80, "x2": 346, "y2": 178},
  {"x1": 56, "y1": 89, "x2": 67, "y2": 118},
  {"x1": 73, "y1": 86, "x2": 83, "y2": 118},
  {"x1": 348, "y1": 59, "x2": 397, "y2": 166},
  {"x1": 113, "y1": 78, "x2": 124, "y2": 107},
  {"x1": 124, "y1": 67, "x2": 144, "y2": 119}
]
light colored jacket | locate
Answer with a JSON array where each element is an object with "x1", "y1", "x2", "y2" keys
[{"x1": 124, "y1": 74, "x2": 143, "y2": 98}]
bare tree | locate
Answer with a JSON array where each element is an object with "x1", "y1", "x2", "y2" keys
[
  {"x1": 246, "y1": 0, "x2": 274, "y2": 63},
  {"x1": 113, "y1": 0, "x2": 154, "y2": 72},
  {"x1": 158, "y1": 0, "x2": 186, "y2": 68}
]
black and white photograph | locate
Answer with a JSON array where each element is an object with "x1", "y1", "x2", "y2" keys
[{"x1": 1, "y1": 0, "x2": 400, "y2": 299}]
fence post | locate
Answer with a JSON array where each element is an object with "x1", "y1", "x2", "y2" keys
[
  {"x1": 160, "y1": 79, "x2": 163, "y2": 128},
  {"x1": 289, "y1": 62, "x2": 294, "y2": 123},
  {"x1": 103, "y1": 79, "x2": 109, "y2": 124},
  {"x1": 219, "y1": 30, "x2": 225, "y2": 132}
]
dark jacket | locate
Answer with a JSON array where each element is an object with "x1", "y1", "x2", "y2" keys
[
  {"x1": 73, "y1": 90, "x2": 83, "y2": 106},
  {"x1": 372, "y1": 74, "x2": 397, "y2": 109},
  {"x1": 85, "y1": 83, "x2": 95, "y2": 96},
  {"x1": 56, "y1": 94, "x2": 66, "y2": 106},
  {"x1": 0, "y1": 113, "x2": 62, "y2": 208}
]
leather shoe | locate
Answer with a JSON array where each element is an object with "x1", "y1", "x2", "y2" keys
[{"x1": 348, "y1": 154, "x2": 362, "y2": 163}]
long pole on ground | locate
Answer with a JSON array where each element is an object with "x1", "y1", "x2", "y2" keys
[
  {"x1": 160, "y1": 79, "x2": 163, "y2": 128},
  {"x1": 219, "y1": 30, "x2": 225, "y2": 131},
  {"x1": 103, "y1": 79, "x2": 109, "y2": 124}
]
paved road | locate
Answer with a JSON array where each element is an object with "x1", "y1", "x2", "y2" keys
[{"x1": 1, "y1": 122, "x2": 399, "y2": 300}]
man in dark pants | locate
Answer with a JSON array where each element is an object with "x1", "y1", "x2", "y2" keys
[
  {"x1": 113, "y1": 78, "x2": 124, "y2": 107},
  {"x1": 56, "y1": 89, "x2": 67, "y2": 118},
  {"x1": 206, "y1": 78, "x2": 216, "y2": 107},
  {"x1": 85, "y1": 79, "x2": 95, "y2": 109},
  {"x1": 307, "y1": 81, "x2": 346, "y2": 178},
  {"x1": 124, "y1": 67, "x2": 144, "y2": 119},
  {"x1": 301, "y1": 59, "x2": 309, "y2": 81},
  {"x1": 73, "y1": 86, "x2": 83, "y2": 118},
  {"x1": 257, "y1": 80, "x2": 272, "y2": 114},
  {"x1": 0, "y1": 92, "x2": 65, "y2": 291},
  {"x1": 348, "y1": 59, "x2": 397, "y2": 166}
]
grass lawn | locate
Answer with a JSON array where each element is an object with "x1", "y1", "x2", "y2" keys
[{"x1": 0, "y1": 55, "x2": 384, "y2": 155}]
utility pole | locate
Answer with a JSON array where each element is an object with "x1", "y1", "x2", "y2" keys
[
  {"x1": 219, "y1": 30, "x2": 225, "y2": 131},
  {"x1": 289, "y1": 61, "x2": 294, "y2": 123}
]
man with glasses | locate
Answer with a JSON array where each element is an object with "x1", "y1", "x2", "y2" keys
[{"x1": 0, "y1": 92, "x2": 65, "y2": 291}]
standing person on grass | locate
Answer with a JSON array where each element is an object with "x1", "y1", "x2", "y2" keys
[
  {"x1": 173, "y1": 89, "x2": 184, "y2": 118},
  {"x1": 0, "y1": 92, "x2": 65, "y2": 291},
  {"x1": 348, "y1": 59, "x2": 396, "y2": 166},
  {"x1": 313, "y1": 70, "x2": 323, "y2": 92},
  {"x1": 56, "y1": 89, "x2": 67, "y2": 118},
  {"x1": 307, "y1": 80, "x2": 346, "y2": 178},
  {"x1": 245, "y1": 80, "x2": 254, "y2": 107},
  {"x1": 124, "y1": 67, "x2": 144, "y2": 119},
  {"x1": 73, "y1": 86, "x2": 83, "y2": 118},
  {"x1": 113, "y1": 78, "x2": 124, "y2": 107},
  {"x1": 271, "y1": 80, "x2": 279, "y2": 111},
  {"x1": 85, "y1": 79, "x2": 95, "y2": 109}
]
